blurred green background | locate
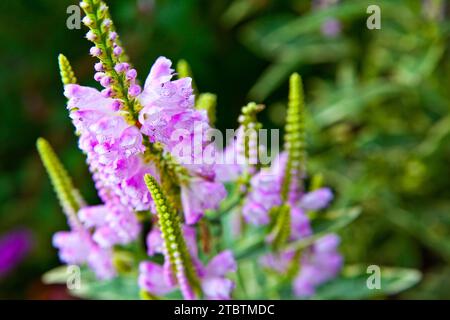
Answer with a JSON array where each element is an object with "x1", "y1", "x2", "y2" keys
[{"x1": 0, "y1": 0, "x2": 449, "y2": 299}]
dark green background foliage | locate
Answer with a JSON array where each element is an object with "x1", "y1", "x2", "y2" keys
[{"x1": 0, "y1": 0, "x2": 449, "y2": 299}]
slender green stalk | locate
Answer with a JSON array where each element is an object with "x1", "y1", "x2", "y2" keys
[
  {"x1": 269, "y1": 204, "x2": 291, "y2": 251},
  {"x1": 144, "y1": 174, "x2": 202, "y2": 298},
  {"x1": 36, "y1": 138, "x2": 84, "y2": 228}
]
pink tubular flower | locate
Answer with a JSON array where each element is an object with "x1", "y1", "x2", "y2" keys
[
  {"x1": 180, "y1": 178, "x2": 227, "y2": 225},
  {"x1": 78, "y1": 202, "x2": 140, "y2": 248},
  {"x1": 242, "y1": 150, "x2": 340, "y2": 297},
  {"x1": 241, "y1": 153, "x2": 286, "y2": 225},
  {"x1": 138, "y1": 57, "x2": 227, "y2": 224},
  {"x1": 64, "y1": 83, "x2": 156, "y2": 214},
  {"x1": 0, "y1": 229, "x2": 32, "y2": 278},
  {"x1": 61, "y1": 76, "x2": 157, "y2": 279},
  {"x1": 52, "y1": 228, "x2": 116, "y2": 280},
  {"x1": 293, "y1": 234, "x2": 343, "y2": 297},
  {"x1": 139, "y1": 227, "x2": 237, "y2": 299},
  {"x1": 242, "y1": 152, "x2": 334, "y2": 230}
]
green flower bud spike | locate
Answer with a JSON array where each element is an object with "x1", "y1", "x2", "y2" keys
[
  {"x1": 281, "y1": 73, "x2": 306, "y2": 202},
  {"x1": 36, "y1": 138, "x2": 84, "y2": 229},
  {"x1": 270, "y1": 73, "x2": 305, "y2": 250},
  {"x1": 196, "y1": 93, "x2": 217, "y2": 125},
  {"x1": 176, "y1": 59, "x2": 198, "y2": 94},
  {"x1": 268, "y1": 204, "x2": 291, "y2": 251},
  {"x1": 238, "y1": 102, "x2": 264, "y2": 165},
  {"x1": 310, "y1": 173, "x2": 324, "y2": 191},
  {"x1": 144, "y1": 174, "x2": 202, "y2": 299},
  {"x1": 58, "y1": 54, "x2": 77, "y2": 85}
]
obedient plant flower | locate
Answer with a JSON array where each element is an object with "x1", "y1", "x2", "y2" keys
[
  {"x1": 293, "y1": 234, "x2": 343, "y2": 297},
  {"x1": 313, "y1": 0, "x2": 342, "y2": 37},
  {"x1": 242, "y1": 74, "x2": 342, "y2": 296},
  {"x1": 38, "y1": 0, "x2": 347, "y2": 300},
  {"x1": 0, "y1": 229, "x2": 32, "y2": 278}
]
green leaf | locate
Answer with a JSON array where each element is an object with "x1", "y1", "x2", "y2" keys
[
  {"x1": 42, "y1": 265, "x2": 81, "y2": 285},
  {"x1": 263, "y1": 0, "x2": 402, "y2": 48},
  {"x1": 247, "y1": 39, "x2": 354, "y2": 101},
  {"x1": 313, "y1": 265, "x2": 421, "y2": 299},
  {"x1": 72, "y1": 275, "x2": 140, "y2": 300},
  {"x1": 311, "y1": 82, "x2": 404, "y2": 127}
]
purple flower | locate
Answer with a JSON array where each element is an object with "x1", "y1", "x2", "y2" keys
[
  {"x1": 299, "y1": 188, "x2": 333, "y2": 211},
  {"x1": 260, "y1": 250, "x2": 295, "y2": 273},
  {"x1": 87, "y1": 246, "x2": 116, "y2": 280},
  {"x1": 53, "y1": 229, "x2": 116, "y2": 280},
  {"x1": 215, "y1": 127, "x2": 249, "y2": 182},
  {"x1": 0, "y1": 229, "x2": 32, "y2": 277},
  {"x1": 240, "y1": 149, "x2": 341, "y2": 297},
  {"x1": 52, "y1": 231, "x2": 91, "y2": 264},
  {"x1": 78, "y1": 202, "x2": 140, "y2": 248},
  {"x1": 138, "y1": 56, "x2": 227, "y2": 224},
  {"x1": 321, "y1": 19, "x2": 341, "y2": 37},
  {"x1": 199, "y1": 251, "x2": 237, "y2": 300},
  {"x1": 312, "y1": 0, "x2": 342, "y2": 37},
  {"x1": 181, "y1": 178, "x2": 227, "y2": 225},
  {"x1": 293, "y1": 234, "x2": 343, "y2": 297},
  {"x1": 138, "y1": 57, "x2": 207, "y2": 159},
  {"x1": 140, "y1": 227, "x2": 236, "y2": 299},
  {"x1": 241, "y1": 153, "x2": 286, "y2": 225},
  {"x1": 242, "y1": 153, "x2": 333, "y2": 229},
  {"x1": 138, "y1": 261, "x2": 176, "y2": 296},
  {"x1": 64, "y1": 83, "x2": 155, "y2": 213},
  {"x1": 290, "y1": 207, "x2": 312, "y2": 240}
]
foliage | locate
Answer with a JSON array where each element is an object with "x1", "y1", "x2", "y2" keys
[{"x1": 0, "y1": 0, "x2": 448, "y2": 299}]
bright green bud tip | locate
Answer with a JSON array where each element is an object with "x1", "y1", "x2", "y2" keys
[
  {"x1": 281, "y1": 73, "x2": 306, "y2": 201},
  {"x1": 58, "y1": 54, "x2": 77, "y2": 85},
  {"x1": 37, "y1": 138, "x2": 84, "y2": 226},
  {"x1": 112, "y1": 250, "x2": 134, "y2": 274},
  {"x1": 176, "y1": 59, "x2": 192, "y2": 79},
  {"x1": 196, "y1": 93, "x2": 217, "y2": 125},
  {"x1": 177, "y1": 59, "x2": 198, "y2": 95},
  {"x1": 289, "y1": 73, "x2": 302, "y2": 102},
  {"x1": 140, "y1": 290, "x2": 159, "y2": 300}
]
